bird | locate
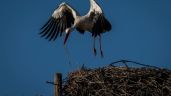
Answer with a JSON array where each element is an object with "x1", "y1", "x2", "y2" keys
[{"x1": 40, "y1": 0, "x2": 111, "y2": 57}]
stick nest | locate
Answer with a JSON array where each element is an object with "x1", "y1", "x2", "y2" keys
[{"x1": 62, "y1": 62, "x2": 171, "y2": 96}]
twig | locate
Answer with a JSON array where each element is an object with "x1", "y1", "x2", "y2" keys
[
  {"x1": 110, "y1": 59, "x2": 161, "y2": 69},
  {"x1": 46, "y1": 81, "x2": 57, "y2": 85}
]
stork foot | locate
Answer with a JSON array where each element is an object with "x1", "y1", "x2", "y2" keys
[
  {"x1": 94, "y1": 48, "x2": 97, "y2": 56},
  {"x1": 100, "y1": 50, "x2": 104, "y2": 58}
]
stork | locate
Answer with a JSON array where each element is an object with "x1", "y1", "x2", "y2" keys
[{"x1": 40, "y1": 0, "x2": 111, "y2": 57}]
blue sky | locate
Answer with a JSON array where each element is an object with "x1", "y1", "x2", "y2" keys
[{"x1": 0, "y1": 0, "x2": 171, "y2": 95}]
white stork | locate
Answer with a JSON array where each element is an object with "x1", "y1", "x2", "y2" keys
[{"x1": 40, "y1": 0, "x2": 111, "y2": 57}]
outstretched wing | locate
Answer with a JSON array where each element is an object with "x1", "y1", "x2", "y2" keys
[
  {"x1": 89, "y1": 0, "x2": 111, "y2": 37},
  {"x1": 40, "y1": 2, "x2": 77, "y2": 41}
]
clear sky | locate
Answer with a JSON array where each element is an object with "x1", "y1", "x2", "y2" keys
[{"x1": 0, "y1": 0, "x2": 171, "y2": 95}]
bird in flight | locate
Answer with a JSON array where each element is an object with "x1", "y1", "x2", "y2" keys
[{"x1": 40, "y1": 0, "x2": 111, "y2": 57}]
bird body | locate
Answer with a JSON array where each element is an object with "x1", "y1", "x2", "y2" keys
[
  {"x1": 74, "y1": 15, "x2": 94, "y2": 32},
  {"x1": 40, "y1": 0, "x2": 111, "y2": 57}
]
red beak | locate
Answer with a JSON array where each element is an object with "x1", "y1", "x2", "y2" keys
[{"x1": 64, "y1": 31, "x2": 71, "y2": 45}]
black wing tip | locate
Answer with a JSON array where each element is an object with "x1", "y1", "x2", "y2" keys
[
  {"x1": 39, "y1": 17, "x2": 59, "y2": 41},
  {"x1": 91, "y1": 14, "x2": 112, "y2": 37},
  {"x1": 106, "y1": 22, "x2": 112, "y2": 31},
  {"x1": 39, "y1": 6, "x2": 75, "y2": 41},
  {"x1": 40, "y1": 18, "x2": 53, "y2": 30},
  {"x1": 102, "y1": 15, "x2": 112, "y2": 31}
]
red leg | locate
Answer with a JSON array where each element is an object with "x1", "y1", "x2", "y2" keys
[
  {"x1": 99, "y1": 35, "x2": 104, "y2": 58},
  {"x1": 93, "y1": 37, "x2": 97, "y2": 56}
]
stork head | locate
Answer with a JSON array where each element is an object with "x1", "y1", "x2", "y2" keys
[{"x1": 64, "y1": 26, "x2": 75, "y2": 45}]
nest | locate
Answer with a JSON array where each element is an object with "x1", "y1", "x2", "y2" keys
[{"x1": 62, "y1": 60, "x2": 171, "y2": 96}]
